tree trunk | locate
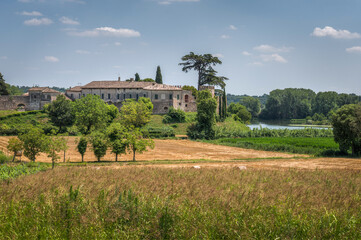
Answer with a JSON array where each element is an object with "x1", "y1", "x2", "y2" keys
[
  {"x1": 52, "y1": 160, "x2": 55, "y2": 169},
  {"x1": 115, "y1": 153, "x2": 118, "y2": 162},
  {"x1": 12, "y1": 153, "x2": 16, "y2": 162},
  {"x1": 81, "y1": 154, "x2": 84, "y2": 163},
  {"x1": 133, "y1": 149, "x2": 136, "y2": 162},
  {"x1": 98, "y1": 157, "x2": 100, "y2": 162},
  {"x1": 63, "y1": 150, "x2": 66, "y2": 163}
]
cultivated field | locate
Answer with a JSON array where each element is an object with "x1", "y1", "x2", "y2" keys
[{"x1": 1, "y1": 136, "x2": 361, "y2": 170}]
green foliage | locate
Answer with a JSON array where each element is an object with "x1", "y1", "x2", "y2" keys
[
  {"x1": 106, "y1": 123, "x2": 128, "y2": 161},
  {"x1": 332, "y1": 104, "x2": 361, "y2": 155},
  {"x1": 127, "y1": 127, "x2": 154, "y2": 161},
  {"x1": 0, "y1": 162, "x2": 48, "y2": 181},
  {"x1": 313, "y1": 91, "x2": 339, "y2": 115},
  {"x1": 187, "y1": 90, "x2": 217, "y2": 139},
  {"x1": 0, "y1": 151, "x2": 12, "y2": 164},
  {"x1": 142, "y1": 126, "x2": 175, "y2": 138},
  {"x1": 162, "y1": 107, "x2": 186, "y2": 123},
  {"x1": 135, "y1": 73, "x2": 140, "y2": 82},
  {"x1": 179, "y1": 52, "x2": 223, "y2": 89},
  {"x1": 89, "y1": 131, "x2": 108, "y2": 162},
  {"x1": 228, "y1": 103, "x2": 252, "y2": 123},
  {"x1": 0, "y1": 72, "x2": 9, "y2": 95},
  {"x1": 46, "y1": 94, "x2": 75, "y2": 133},
  {"x1": 208, "y1": 137, "x2": 339, "y2": 156},
  {"x1": 214, "y1": 117, "x2": 250, "y2": 138},
  {"x1": 6, "y1": 137, "x2": 23, "y2": 162},
  {"x1": 182, "y1": 85, "x2": 198, "y2": 98},
  {"x1": 18, "y1": 127, "x2": 47, "y2": 162},
  {"x1": 240, "y1": 96, "x2": 261, "y2": 117},
  {"x1": 155, "y1": 65, "x2": 163, "y2": 84},
  {"x1": 73, "y1": 95, "x2": 110, "y2": 135},
  {"x1": 120, "y1": 98, "x2": 153, "y2": 128},
  {"x1": 44, "y1": 136, "x2": 68, "y2": 169},
  {"x1": 77, "y1": 137, "x2": 87, "y2": 162},
  {"x1": 141, "y1": 78, "x2": 155, "y2": 82},
  {"x1": 107, "y1": 104, "x2": 119, "y2": 123}
]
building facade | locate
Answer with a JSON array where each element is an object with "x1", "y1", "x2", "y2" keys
[{"x1": 66, "y1": 80, "x2": 198, "y2": 114}]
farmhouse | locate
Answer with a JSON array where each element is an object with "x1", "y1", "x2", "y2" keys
[{"x1": 66, "y1": 79, "x2": 200, "y2": 114}]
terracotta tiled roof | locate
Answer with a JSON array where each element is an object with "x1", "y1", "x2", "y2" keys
[
  {"x1": 28, "y1": 87, "x2": 60, "y2": 93},
  {"x1": 143, "y1": 84, "x2": 182, "y2": 91},
  {"x1": 67, "y1": 86, "x2": 82, "y2": 92},
  {"x1": 82, "y1": 81, "x2": 156, "y2": 89}
]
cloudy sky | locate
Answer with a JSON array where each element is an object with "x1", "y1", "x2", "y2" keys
[{"x1": 1, "y1": 0, "x2": 361, "y2": 95}]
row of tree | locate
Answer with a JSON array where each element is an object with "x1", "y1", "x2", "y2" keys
[
  {"x1": 260, "y1": 88, "x2": 360, "y2": 120},
  {"x1": 7, "y1": 94, "x2": 155, "y2": 166}
]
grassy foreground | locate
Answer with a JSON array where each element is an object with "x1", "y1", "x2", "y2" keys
[
  {"x1": 206, "y1": 137, "x2": 340, "y2": 156},
  {"x1": 1, "y1": 166, "x2": 360, "y2": 239}
]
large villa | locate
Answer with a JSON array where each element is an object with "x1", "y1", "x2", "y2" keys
[{"x1": 0, "y1": 79, "x2": 215, "y2": 114}]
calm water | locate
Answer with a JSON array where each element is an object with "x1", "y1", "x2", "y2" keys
[{"x1": 247, "y1": 122, "x2": 331, "y2": 130}]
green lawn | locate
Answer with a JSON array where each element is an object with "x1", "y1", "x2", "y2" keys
[
  {"x1": 206, "y1": 137, "x2": 340, "y2": 156},
  {"x1": 148, "y1": 113, "x2": 196, "y2": 135}
]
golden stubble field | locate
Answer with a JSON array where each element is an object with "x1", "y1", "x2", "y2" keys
[{"x1": 1, "y1": 136, "x2": 361, "y2": 170}]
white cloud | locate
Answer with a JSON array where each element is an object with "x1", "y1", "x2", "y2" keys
[
  {"x1": 44, "y1": 56, "x2": 59, "y2": 62},
  {"x1": 221, "y1": 35, "x2": 230, "y2": 39},
  {"x1": 158, "y1": 0, "x2": 199, "y2": 5},
  {"x1": 59, "y1": 16, "x2": 80, "y2": 25},
  {"x1": 24, "y1": 17, "x2": 53, "y2": 26},
  {"x1": 213, "y1": 53, "x2": 224, "y2": 58},
  {"x1": 254, "y1": 44, "x2": 292, "y2": 53},
  {"x1": 75, "y1": 50, "x2": 90, "y2": 54},
  {"x1": 346, "y1": 46, "x2": 361, "y2": 54},
  {"x1": 260, "y1": 54, "x2": 287, "y2": 63},
  {"x1": 242, "y1": 51, "x2": 252, "y2": 56},
  {"x1": 114, "y1": 42, "x2": 122, "y2": 46},
  {"x1": 312, "y1": 26, "x2": 361, "y2": 39},
  {"x1": 0, "y1": 56, "x2": 8, "y2": 60},
  {"x1": 229, "y1": 25, "x2": 237, "y2": 30},
  {"x1": 68, "y1": 27, "x2": 141, "y2": 37},
  {"x1": 18, "y1": 11, "x2": 42, "y2": 16}
]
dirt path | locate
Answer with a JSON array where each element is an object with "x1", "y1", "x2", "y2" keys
[{"x1": 1, "y1": 136, "x2": 360, "y2": 170}]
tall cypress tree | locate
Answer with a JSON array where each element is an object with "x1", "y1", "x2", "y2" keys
[
  {"x1": 222, "y1": 87, "x2": 227, "y2": 120},
  {"x1": 155, "y1": 66, "x2": 163, "y2": 84},
  {"x1": 135, "y1": 73, "x2": 140, "y2": 82}
]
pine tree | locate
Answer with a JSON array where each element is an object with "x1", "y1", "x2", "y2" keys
[
  {"x1": 155, "y1": 66, "x2": 163, "y2": 84},
  {"x1": 135, "y1": 73, "x2": 140, "y2": 82}
]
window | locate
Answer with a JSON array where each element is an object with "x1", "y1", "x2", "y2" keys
[
  {"x1": 101, "y1": 94, "x2": 104, "y2": 99},
  {"x1": 117, "y1": 94, "x2": 120, "y2": 100},
  {"x1": 185, "y1": 95, "x2": 189, "y2": 103},
  {"x1": 83, "y1": 94, "x2": 85, "y2": 97},
  {"x1": 177, "y1": 95, "x2": 180, "y2": 100},
  {"x1": 71, "y1": 94, "x2": 74, "y2": 98},
  {"x1": 144, "y1": 94, "x2": 146, "y2": 97},
  {"x1": 155, "y1": 94, "x2": 158, "y2": 100},
  {"x1": 161, "y1": 94, "x2": 166, "y2": 100},
  {"x1": 123, "y1": 94, "x2": 126, "y2": 99},
  {"x1": 164, "y1": 107, "x2": 168, "y2": 110},
  {"x1": 169, "y1": 94, "x2": 173, "y2": 99},
  {"x1": 78, "y1": 94, "x2": 81, "y2": 98},
  {"x1": 130, "y1": 94, "x2": 132, "y2": 98},
  {"x1": 136, "y1": 94, "x2": 139, "y2": 100},
  {"x1": 108, "y1": 94, "x2": 111, "y2": 99},
  {"x1": 185, "y1": 104, "x2": 188, "y2": 107}
]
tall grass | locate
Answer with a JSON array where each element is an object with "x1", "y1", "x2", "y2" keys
[
  {"x1": 0, "y1": 162, "x2": 49, "y2": 181},
  {"x1": 0, "y1": 167, "x2": 360, "y2": 239}
]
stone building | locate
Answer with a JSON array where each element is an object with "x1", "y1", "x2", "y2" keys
[
  {"x1": 0, "y1": 87, "x2": 62, "y2": 111},
  {"x1": 66, "y1": 80, "x2": 198, "y2": 114}
]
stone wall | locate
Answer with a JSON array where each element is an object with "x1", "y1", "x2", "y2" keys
[{"x1": 0, "y1": 96, "x2": 30, "y2": 111}]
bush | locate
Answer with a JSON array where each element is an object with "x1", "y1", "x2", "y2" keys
[
  {"x1": 162, "y1": 107, "x2": 186, "y2": 124},
  {"x1": 0, "y1": 151, "x2": 11, "y2": 164},
  {"x1": 143, "y1": 126, "x2": 175, "y2": 138}
]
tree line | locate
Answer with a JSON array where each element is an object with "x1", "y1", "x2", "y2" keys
[{"x1": 7, "y1": 94, "x2": 155, "y2": 167}]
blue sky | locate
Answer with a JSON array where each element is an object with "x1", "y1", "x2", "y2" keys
[{"x1": 1, "y1": 0, "x2": 361, "y2": 95}]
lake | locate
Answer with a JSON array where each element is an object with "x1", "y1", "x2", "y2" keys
[{"x1": 247, "y1": 121, "x2": 331, "y2": 130}]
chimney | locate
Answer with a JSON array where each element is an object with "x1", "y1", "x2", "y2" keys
[
  {"x1": 130, "y1": 78, "x2": 134, "y2": 82},
  {"x1": 118, "y1": 77, "x2": 121, "y2": 81}
]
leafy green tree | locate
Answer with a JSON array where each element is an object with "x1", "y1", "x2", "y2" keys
[
  {"x1": 331, "y1": 104, "x2": 361, "y2": 155},
  {"x1": 162, "y1": 107, "x2": 186, "y2": 123},
  {"x1": 182, "y1": 85, "x2": 198, "y2": 98},
  {"x1": 135, "y1": 73, "x2": 140, "y2": 82},
  {"x1": 7, "y1": 137, "x2": 23, "y2": 162},
  {"x1": 228, "y1": 103, "x2": 252, "y2": 123},
  {"x1": 120, "y1": 98, "x2": 153, "y2": 128},
  {"x1": 44, "y1": 136, "x2": 67, "y2": 169},
  {"x1": 89, "y1": 131, "x2": 108, "y2": 162},
  {"x1": 47, "y1": 94, "x2": 75, "y2": 133},
  {"x1": 77, "y1": 136, "x2": 88, "y2": 162},
  {"x1": 187, "y1": 90, "x2": 217, "y2": 139},
  {"x1": 241, "y1": 96, "x2": 261, "y2": 117},
  {"x1": 106, "y1": 122, "x2": 128, "y2": 162},
  {"x1": 337, "y1": 93, "x2": 359, "y2": 107},
  {"x1": 179, "y1": 52, "x2": 222, "y2": 90},
  {"x1": 18, "y1": 127, "x2": 47, "y2": 162},
  {"x1": 155, "y1": 66, "x2": 163, "y2": 84},
  {"x1": 73, "y1": 95, "x2": 110, "y2": 135},
  {"x1": 127, "y1": 127, "x2": 154, "y2": 161},
  {"x1": 107, "y1": 104, "x2": 119, "y2": 123},
  {"x1": 313, "y1": 91, "x2": 339, "y2": 116},
  {"x1": 142, "y1": 78, "x2": 155, "y2": 82},
  {"x1": 0, "y1": 72, "x2": 9, "y2": 95}
]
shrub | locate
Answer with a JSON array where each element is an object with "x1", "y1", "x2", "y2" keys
[
  {"x1": 162, "y1": 107, "x2": 186, "y2": 124},
  {"x1": 0, "y1": 151, "x2": 11, "y2": 164},
  {"x1": 143, "y1": 126, "x2": 175, "y2": 138}
]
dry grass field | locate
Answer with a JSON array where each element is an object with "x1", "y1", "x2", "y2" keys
[{"x1": 1, "y1": 136, "x2": 361, "y2": 170}]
